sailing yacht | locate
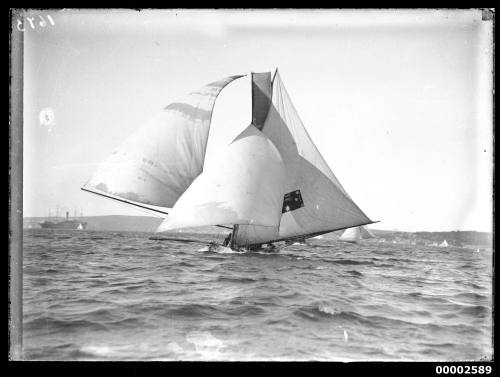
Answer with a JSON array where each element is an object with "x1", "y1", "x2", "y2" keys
[{"x1": 83, "y1": 70, "x2": 375, "y2": 250}]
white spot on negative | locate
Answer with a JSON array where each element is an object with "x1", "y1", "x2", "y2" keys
[{"x1": 39, "y1": 107, "x2": 55, "y2": 131}]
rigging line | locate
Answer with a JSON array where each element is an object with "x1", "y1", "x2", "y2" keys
[
  {"x1": 84, "y1": 187, "x2": 241, "y2": 233},
  {"x1": 81, "y1": 187, "x2": 168, "y2": 217},
  {"x1": 215, "y1": 225, "x2": 232, "y2": 230}
]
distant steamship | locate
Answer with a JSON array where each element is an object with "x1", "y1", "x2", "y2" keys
[{"x1": 39, "y1": 210, "x2": 87, "y2": 230}]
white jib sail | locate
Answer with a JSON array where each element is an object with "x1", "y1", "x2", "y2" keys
[
  {"x1": 156, "y1": 124, "x2": 286, "y2": 232},
  {"x1": 234, "y1": 71, "x2": 373, "y2": 246},
  {"x1": 83, "y1": 75, "x2": 243, "y2": 212}
]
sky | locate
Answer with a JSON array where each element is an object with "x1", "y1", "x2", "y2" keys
[{"x1": 21, "y1": 9, "x2": 493, "y2": 232}]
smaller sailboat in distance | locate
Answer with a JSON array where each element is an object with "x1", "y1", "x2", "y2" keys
[
  {"x1": 439, "y1": 240, "x2": 449, "y2": 247},
  {"x1": 82, "y1": 69, "x2": 376, "y2": 250},
  {"x1": 339, "y1": 226, "x2": 375, "y2": 243}
]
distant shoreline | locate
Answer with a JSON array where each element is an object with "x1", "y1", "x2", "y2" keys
[{"x1": 22, "y1": 215, "x2": 492, "y2": 248}]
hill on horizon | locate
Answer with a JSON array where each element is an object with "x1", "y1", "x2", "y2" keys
[{"x1": 23, "y1": 215, "x2": 492, "y2": 247}]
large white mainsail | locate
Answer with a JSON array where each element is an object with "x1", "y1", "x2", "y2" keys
[
  {"x1": 156, "y1": 125, "x2": 286, "y2": 231},
  {"x1": 234, "y1": 71, "x2": 373, "y2": 247},
  {"x1": 82, "y1": 75, "x2": 244, "y2": 214}
]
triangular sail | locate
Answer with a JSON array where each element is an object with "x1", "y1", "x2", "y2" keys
[
  {"x1": 339, "y1": 226, "x2": 374, "y2": 242},
  {"x1": 339, "y1": 227, "x2": 361, "y2": 242},
  {"x1": 234, "y1": 71, "x2": 373, "y2": 247},
  {"x1": 156, "y1": 125, "x2": 286, "y2": 232},
  {"x1": 82, "y1": 75, "x2": 243, "y2": 211}
]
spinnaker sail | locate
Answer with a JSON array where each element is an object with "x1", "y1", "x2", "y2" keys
[
  {"x1": 156, "y1": 124, "x2": 286, "y2": 232},
  {"x1": 82, "y1": 75, "x2": 244, "y2": 213}
]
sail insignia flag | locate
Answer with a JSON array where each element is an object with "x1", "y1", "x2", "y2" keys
[{"x1": 282, "y1": 189, "x2": 304, "y2": 213}]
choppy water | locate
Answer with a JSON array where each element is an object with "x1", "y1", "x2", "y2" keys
[{"x1": 22, "y1": 229, "x2": 493, "y2": 361}]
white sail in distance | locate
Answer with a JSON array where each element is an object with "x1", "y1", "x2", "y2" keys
[
  {"x1": 360, "y1": 226, "x2": 376, "y2": 239},
  {"x1": 339, "y1": 227, "x2": 361, "y2": 243},
  {"x1": 339, "y1": 226, "x2": 375, "y2": 243},
  {"x1": 234, "y1": 71, "x2": 374, "y2": 247},
  {"x1": 82, "y1": 75, "x2": 244, "y2": 214},
  {"x1": 157, "y1": 125, "x2": 286, "y2": 232}
]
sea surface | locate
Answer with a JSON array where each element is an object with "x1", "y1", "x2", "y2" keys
[{"x1": 22, "y1": 229, "x2": 493, "y2": 361}]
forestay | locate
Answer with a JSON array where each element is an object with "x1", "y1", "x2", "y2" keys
[{"x1": 82, "y1": 75, "x2": 243, "y2": 212}]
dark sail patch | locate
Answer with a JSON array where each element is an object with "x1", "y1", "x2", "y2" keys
[
  {"x1": 251, "y1": 72, "x2": 272, "y2": 130},
  {"x1": 282, "y1": 190, "x2": 304, "y2": 213}
]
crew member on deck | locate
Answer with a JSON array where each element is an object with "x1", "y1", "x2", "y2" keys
[{"x1": 223, "y1": 233, "x2": 232, "y2": 247}]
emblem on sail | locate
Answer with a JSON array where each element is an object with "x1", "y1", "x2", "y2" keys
[
  {"x1": 83, "y1": 70, "x2": 375, "y2": 248},
  {"x1": 282, "y1": 190, "x2": 304, "y2": 213}
]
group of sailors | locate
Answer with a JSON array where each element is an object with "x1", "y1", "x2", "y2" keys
[{"x1": 221, "y1": 232, "x2": 276, "y2": 252}]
